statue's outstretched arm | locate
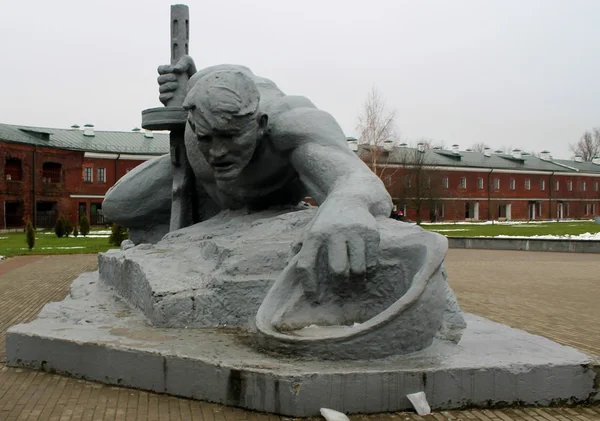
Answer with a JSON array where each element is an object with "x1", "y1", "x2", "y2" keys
[{"x1": 272, "y1": 107, "x2": 392, "y2": 301}]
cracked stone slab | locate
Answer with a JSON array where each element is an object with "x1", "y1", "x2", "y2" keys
[{"x1": 6, "y1": 272, "x2": 599, "y2": 417}]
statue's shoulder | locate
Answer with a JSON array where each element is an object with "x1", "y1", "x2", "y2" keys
[{"x1": 266, "y1": 97, "x2": 345, "y2": 152}]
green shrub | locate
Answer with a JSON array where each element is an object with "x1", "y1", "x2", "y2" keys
[
  {"x1": 79, "y1": 214, "x2": 90, "y2": 236},
  {"x1": 109, "y1": 223, "x2": 128, "y2": 246},
  {"x1": 65, "y1": 220, "x2": 74, "y2": 237},
  {"x1": 54, "y1": 215, "x2": 67, "y2": 238},
  {"x1": 73, "y1": 225, "x2": 79, "y2": 237},
  {"x1": 25, "y1": 219, "x2": 35, "y2": 250}
]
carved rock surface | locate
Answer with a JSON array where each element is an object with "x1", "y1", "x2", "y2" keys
[{"x1": 99, "y1": 206, "x2": 466, "y2": 358}]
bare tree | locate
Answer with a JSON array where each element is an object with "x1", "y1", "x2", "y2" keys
[
  {"x1": 570, "y1": 128, "x2": 600, "y2": 161},
  {"x1": 396, "y1": 145, "x2": 441, "y2": 224},
  {"x1": 356, "y1": 87, "x2": 399, "y2": 180},
  {"x1": 470, "y1": 142, "x2": 489, "y2": 153}
]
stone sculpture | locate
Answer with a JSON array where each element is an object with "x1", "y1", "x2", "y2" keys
[
  {"x1": 103, "y1": 50, "x2": 467, "y2": 357},
  {"x1": 7, "y1": 6, "x2": 598, "y2": 415}
]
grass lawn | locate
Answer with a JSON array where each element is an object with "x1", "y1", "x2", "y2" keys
[
  {"x1": 0, "y1": 229, "x2": 118, "y2": 258},
  {"x1": 422, "y1": 220, "x2": 600, "y2": 237}
]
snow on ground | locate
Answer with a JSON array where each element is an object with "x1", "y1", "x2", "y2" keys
[
  {"x1": 0, "y1": 236, "x2": 8, "y2": 239},
  {"x1": 429, "y1": 229, "x2": 470, "y2": 232},
  {"x1": 492, "y1": 232, "x2": 600, "y2": 240},
  {"x1": 41, "y1": 231, "x2": 109, "y2": 238},
  {"x1": 0, "y1": 255, "x2": 4, "y2": 260},
  {"x1": 421, "y1": 219, "x2": 594, "y2": 226}
]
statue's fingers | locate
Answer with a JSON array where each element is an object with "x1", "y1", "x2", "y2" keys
[
  {"x1": 174, "y1": 56, "x2": 197, "y2": 76},
  {"x1": 159, "y1": 93, "x2": 174, "y2": 105},
  {"x1": 157, "y1": 64, "x2": 176, "y2": 75},
  {"x1": 348, "y1": 236, "x2": 366, "y2": 276},
  {"x1": 296, "y1": 238, "x2": 320, "y2": 297},
  {"x1": 157, "y1": 73, "x2": 178, "y2": 84},
  {"x1": 328, "y1": 234, "x2": 349, "y2": 278},
  {"x1": 290, "y1": 239, "x2": 303, "y2": 256},
  {"x1": 159, "y1": 82, "x2": 179, "y2": 94},
  {"x1": 364, "y1": 230, "x2": 380, "y2": 273}
]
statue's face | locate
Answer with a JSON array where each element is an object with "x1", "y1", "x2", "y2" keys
[{"x1": 189, "y1": 113, "x2": 268, "y2": 181}]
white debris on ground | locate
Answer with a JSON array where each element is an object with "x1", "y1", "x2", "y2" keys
[
  {"x1": 320, "y1": 408, "x2": 350, "y2": 421},
  {"x1": 406, "y1": 391, "x2": 431, "y2": 416},
  {"x1": 0, "y1": 255, "x2": 4, "y2": 260},
  {"x1": 0, "y1": 236, "x2": 8, "y2": 239}
]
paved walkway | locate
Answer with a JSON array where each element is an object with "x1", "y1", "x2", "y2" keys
[{"x1": 0, "y1": 251, "x2": 599, "y2": 421}]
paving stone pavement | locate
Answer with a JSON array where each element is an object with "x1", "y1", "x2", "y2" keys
[{"x1": 0, "y1": 250, "x2": 599, "y2": 421}]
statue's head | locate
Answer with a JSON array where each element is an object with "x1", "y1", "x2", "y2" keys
[{"x1": 183, "y1": 70, "x2": 267, "y2": 181}]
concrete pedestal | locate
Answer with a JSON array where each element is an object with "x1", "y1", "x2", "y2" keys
[{"x1": 6, "y1": 271, "x2": 598, "y2": 417}]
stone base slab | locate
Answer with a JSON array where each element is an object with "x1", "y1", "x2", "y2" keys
[{"x1": 6, "y1": 272, "x2": 599, "y2": 417}]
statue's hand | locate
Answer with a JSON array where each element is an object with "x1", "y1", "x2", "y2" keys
[
  {"x1": 157, "y1": 56, "x2": 197, "y2": 106},
  {"x1": 293, "y1": 206, "x2": 380, "y2": 302}
]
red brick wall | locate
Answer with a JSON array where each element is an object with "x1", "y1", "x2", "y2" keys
[
  {"x1": 1, "y1": 141, "x2": 154, "y2": 229},
  {"x1": 381, "y1": 166, "x2": 600, "y2": 222}
]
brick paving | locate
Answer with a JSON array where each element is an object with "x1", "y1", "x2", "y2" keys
[{"x1": 0, "y1": 251, "x2": 599, "y2": 421}]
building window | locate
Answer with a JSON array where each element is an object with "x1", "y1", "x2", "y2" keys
[
  {"x1": 510, "y1": 179, "x2": 515, "y2": 190},
  {"x1": 477, "y1": 178, "x2": 483, "y2": 190},
  {"x1": 439, "y1": 203, "x2": 445, "y2": 218},
  {"x1": 494, "y1": 178, "x2": 500, "y2": 190},
  {"x1": 427, "y1": 177, "x2": 431, "y2": 189},
  {"x1": 567, "y1": 180, "x2": 572, "y2": 191},
  {"x1": 4, "y1": 158, "x2": 23, "y2": 181},
  {"x1": 97, "y1": 168, "x2": 106, "y2": 183},
  {"x1": 554, "y1": 180, "x2": 559, "y2": 191},
  {"x1": 525, "y1": 179, "x2": 531, "y2": 190},
  {"x1": 540, "y1": 180, "x2": 546, "y2": 191},
  {"x1": 565, "y1": 202, "x2": 570, "y2": 216},
  {"x1": 593, "y1": 204, "x2": 597, "y2": 215},
  {"x1": 83, "y1": 167, "x2": 93, "y2": 183},
  {"x1": 595, "y1": 182, "x2": 599, "y2": 192},
  {"x1": 585, "y1": 204, "x2": 591, "y2": 215},
  {"x1": 581, "y1": 181, "x2": 586, "y2": 192},
  {"x1": 442, "y1": 177, "x2": 449, "y2": 189},
  {"x1": 42, "y1": 162, "x2": 62, "y2": 183},
  {"x1": 537, "y1": 202, "x2": 542, "y2": 217},
  {"x1": 404, "y1": 175, "x2": 412, "y2": 188},
  {"x1": 460, "y1": 177, "x2": 467, "y2": 189}
]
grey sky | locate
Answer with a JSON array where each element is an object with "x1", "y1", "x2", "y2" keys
[{"x1": 1, "y1": 0, "x2": 599, "y2": 159}]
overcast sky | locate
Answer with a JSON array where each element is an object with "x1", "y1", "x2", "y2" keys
[{"x1": 1, "y1": 0, "x2": 599, "y2": 159}]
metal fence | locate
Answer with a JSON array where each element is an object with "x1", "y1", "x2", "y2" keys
[
  {"x1": 90, "y1": 210, "x2": 106, "y2": 225},
  {"x1": 36, "y1": 210, "x2": 57, "y2": 228}
]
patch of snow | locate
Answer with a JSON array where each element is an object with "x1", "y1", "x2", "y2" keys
[
  {"x1": 492, "y1": 232, "x2": 600, "y2": 240},
  {"x1": 0, "y1": 255, "x2": 4, "y2": 260},
  {"x1": 0, "y1": 236, "x2": 8, "y2": 239},
  {"x1": 41, "y1": 246, "x2": 87, "y2": 250},
  {"x1": 421, "y1": 219, "x2": 593, "y2": 226},
  {"x1": 428, "y1": 228, "x2": 469, "y2": 232}
]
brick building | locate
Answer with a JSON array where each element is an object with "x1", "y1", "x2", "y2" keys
[
  {"x1": 1, "y1": 123, "x2": 168, "y2": 229},
  {"x1": 352, "y1": 141, "x2": 600, "y2": 222},
  {"x1": 2, "y1": 121, "x2": 600, "y2": 229}
]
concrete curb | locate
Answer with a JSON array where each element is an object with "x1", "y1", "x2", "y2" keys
[{"x1": 448, "y1": 237, "x2": 600, "y2": 253}]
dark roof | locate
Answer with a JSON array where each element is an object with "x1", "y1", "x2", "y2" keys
[
  {"x1": 0, "y1": 123, "x2": 169, "y2": 155},
  {"x1": 359, "y1": 145, "x2": 600, "y2": 174}
]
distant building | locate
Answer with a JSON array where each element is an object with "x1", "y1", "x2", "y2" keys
[
  {"x1": 355, "y1": 142, "x2": 600, "y2": 222},
  {"x1": 1, "y1": 123, "x2": 168, "y2": 229},
  {"x1": 2, "y1": 121, "x2": 599, "y2": 230}
]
